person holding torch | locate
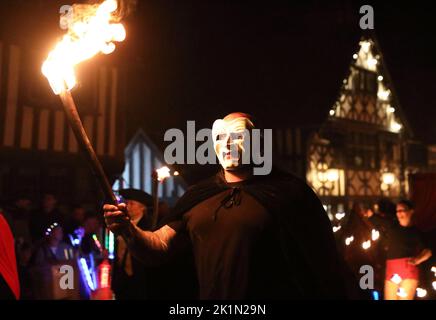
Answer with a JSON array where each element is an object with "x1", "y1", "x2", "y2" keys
[{"x1": 104, "y1": 113, "x2": 358, "y2": 299}]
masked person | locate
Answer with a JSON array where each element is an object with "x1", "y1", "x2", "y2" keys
[
  {"x1": 111, "y1": 189, "x2": 153, "y2": 300},
  {"x1": 104, "y1": 112, "x2": 354, "y2": 299}
]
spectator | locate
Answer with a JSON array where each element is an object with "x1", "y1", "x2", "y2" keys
[
  {"x1": 31, "y1": 223, "x2": 74, "y2": 266},
  {"x1": 366, "y1": 199, "x2": 432, "y2": 300},
  {"x1": 64, "y1": 205, "x2": 86, "y2": 241},
  {"x1": 30, "y1": 193, "x2": 64, "y2": 243},
  {"x1": 112, "y1": 188, "x2": 153, "y2": 299},
  {"x1": 4, "y1": 194, "x2": 33, "y2": 246}
]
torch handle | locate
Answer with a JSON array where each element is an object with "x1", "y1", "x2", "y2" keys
[
  {"x1": 59, "y1": 91, "x2": 118, "y2": 205},
  {"x1": 151, "y1": 171, "x2": 159, "y2": 229}
]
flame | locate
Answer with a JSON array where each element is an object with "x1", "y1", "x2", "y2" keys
[
  {"x1": 345, "y1": 236, "x2": 354, "y2": 246},
  {"x1": 42, "y1": 0, "x2": 126, "y2": 94},
  {"x1": 416, "y1": 288, "x2": 427, "y2": 298},
  {"x1": 371, "y1": 229, "x2": 380, "y2": 241},
  {"x1": 362, "y1": 240, "x2": 371, "y2": 250},
  {"x1": 335, "y1": 212, "x2": 345, "y2": 221},
  {"x1": 156, "y1": 166, "x2": 171, "y2": 182}
]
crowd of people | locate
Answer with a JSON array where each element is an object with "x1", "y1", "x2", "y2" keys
[
  {"x1": 0, "y1": 112, "x2": 434, "y2": 301},
  {"x1": 0, "y1": 191, "x2": 434, "y2": 301},
  {"x1": 336, "y1": 198, "x2": 434, "y2": 300},
  {"x1": 0, "y1": 193, "x2": 107, "y2": 300},
  {"x1": 0, "y1": 190, "x2": 174, "y2": 300}
]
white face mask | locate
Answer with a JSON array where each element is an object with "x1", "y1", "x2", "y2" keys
[{"x1": 212, "y1": 117, "x2": 253, "y2": 171}]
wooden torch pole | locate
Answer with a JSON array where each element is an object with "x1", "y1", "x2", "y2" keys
[{"x1": 59, "y1": 91, "x2": 117, "y2": 205}]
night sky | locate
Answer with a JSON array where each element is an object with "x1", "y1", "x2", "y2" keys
[{"x1": 110, "y1": 0, "x2": 436, "y2": 143}]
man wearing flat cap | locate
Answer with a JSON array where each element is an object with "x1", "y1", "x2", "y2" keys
[{"x1": 111, "y1": 188, "x2": 153, "y2": 300}]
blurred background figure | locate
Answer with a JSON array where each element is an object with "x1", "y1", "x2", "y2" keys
[
  {"x1": 31, "y1": 223, "x2": 74, "y2": 266},
  {"x1": 341, "y1": 201, "x2": 384, "y2": 293},
  {"x1": 30, "y1": 194, "x2": 65, "y2": 243},
  {"x1": 16, "y1": 242, "x2": 34, "y2": 300},
  {"x1": 80, "y1": 212, "x2": 103, "y2": 256},
  {"x1": 112, "y1": 188, "x2": 153, "y2": 300},
  {"x1": 0, "y1": 212, "x2": 20, "y2": 300},
  {"x1": 30, "y1": 222, "x2": 77, "y2": 300},
  {"x1": 64, "y1": 205, "x2": 86, "y2": 239},
  {"x1": 4, "y1": 193, "x2": 33, "y2": 247},
  {"x1": 366, "y1": 199, "x2": 432, "y2": 300}
]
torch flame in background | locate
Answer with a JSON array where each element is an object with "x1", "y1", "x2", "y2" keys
[
  {"x1": 156, "y1": 166, "x2": 171, "y2": 182},
  {"x1": 41, "y1": 0, "x2": 126, "y2": 94},
  {"x1": 362, "y1": 240, "x2": 371, "y2": 250},
  {"x1": 371, "y1": 229, "x2": 380, "y2": 241},
  {"x1": 345, "y1": 236, "x2": 354, "y2": 246}
]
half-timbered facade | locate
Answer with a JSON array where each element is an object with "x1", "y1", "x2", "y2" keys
[
  {"x1": 112, "y1": 129, "x2": 187, "y2": 206},
  {"x1": 0, "y1": 42, "x2": 125, "y2": 204},
  {"x1": 273, "y1": 37, "x2": 429, "y2": 215}
]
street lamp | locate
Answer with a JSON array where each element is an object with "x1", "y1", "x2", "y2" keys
[
  {"x1": 381, "y1": 171, "x2": 395, "y2": 196},
  {"x1": 382, "y1": 172, "x2": 395, "y2": 185}
]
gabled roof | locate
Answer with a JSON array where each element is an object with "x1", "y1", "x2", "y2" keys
[
  {"x1": 323, "y1": 33, "x2": 414, "y2": 138},
  {"x1": 125, "y1": 128, "x2": 188, "y2": 188}
]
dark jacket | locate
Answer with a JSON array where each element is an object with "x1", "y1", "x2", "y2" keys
[{"x1": 111, "y1": 215, "x2": 152, "y2": 300}]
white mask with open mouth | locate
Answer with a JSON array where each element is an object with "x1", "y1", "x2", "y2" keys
[{"x1": 212, "y1": 116, "x2": 254, "y2": 171}]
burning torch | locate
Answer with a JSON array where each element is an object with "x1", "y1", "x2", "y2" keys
[
  {"x1": 41, "y1": 0, "x2": 126, "y2": 204},
  {"x1": 151, "y1": 166, "x2": 170, "y2": 229},
  {"x1": 151, "y1": 166, "x2": 178, "y2": 229}
]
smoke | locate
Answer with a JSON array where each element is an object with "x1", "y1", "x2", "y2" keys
[
  {"x1": 115, "y1": 0, "x2": 138, "y2": 20},
  {"x1": 85, "y1": 0, "x2": 137, "y2": 20}
]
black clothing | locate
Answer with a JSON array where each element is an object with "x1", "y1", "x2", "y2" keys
[
  {"x1": 161, "y1": 168, "x2": 355, "y2": 299},
  {"x1": 64, "y1": 218, "x2": 83, "y2": 238},
  {"x1": 119, "y1": 189, "x2": 153, "y2": 207},
  {"x1": 370, "y1": 215, "x2": 426, "y2": 259},
  {"x1": 29, "y1": 208, "x2": 64, "y2": 242},
  {"x1": 184, "y1": 189, "x2": 289, "y2": 299},
  {"x1": 3, "y1": 205, "x2": 31, "y2": 242},
  {"x1": 112, "y1": 216, "x2": 152, "y2": 299},
  {"x1": 0, "y1": 275, "x2": 15, "y2": 300}
]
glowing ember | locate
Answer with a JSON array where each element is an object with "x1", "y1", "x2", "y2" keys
[
  {"x1": 432, "y1": 281, "x2": 436, "y2": 291},
  {"x1": 431, "y1": 266, "x2": 436, "y2": 276},
  {"x1": 345, "y1": 236, "x2": 354, "y2": 246},
  {"x1": 42, "y1": 0, "x2": 126, "y2": 94},
  {"x1": 362, "y1": 240, "x2": 371, "y2": 250},
  {"x1": 156, "y1": 166, "x2": 171, "y2": 182},
  {"x1": 416, "y1": 288, "x2": 427, "y2": 298},
  {"x1": 332, "y1": 226, "x2": 341, "y2": 233},
  {"x1": 335, "y1": 212, "x2": 345, "y2": 221},
  {"x1": 390, "y1": 274, "x2": 402, "y2": 285},
  {"x1": 371, "y1": 229, "x2": 380, "y2": 241}
]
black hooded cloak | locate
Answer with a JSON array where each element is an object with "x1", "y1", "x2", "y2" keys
[{"x1": 157, "y1": 167, "x2": 359, "y2": 299}]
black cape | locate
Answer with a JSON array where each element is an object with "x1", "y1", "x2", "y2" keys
[{"x1": 159, "y1": 167, "x2": 360, "y2": 299}]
